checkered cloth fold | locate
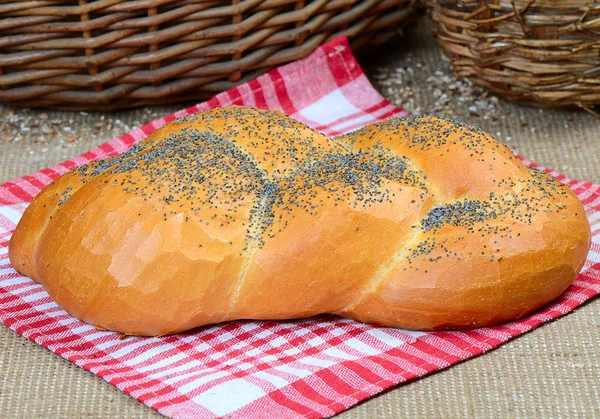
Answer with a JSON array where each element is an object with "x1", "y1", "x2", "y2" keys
[{"x1": 1, "y1": 37, "x2": 599, "y2": 419}]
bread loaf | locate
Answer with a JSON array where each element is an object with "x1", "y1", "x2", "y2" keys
[{"x1": 9, "y1": 106, "x2": 591, "y2": 336}]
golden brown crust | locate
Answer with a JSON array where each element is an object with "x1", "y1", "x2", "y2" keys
[{"x1": 9, "y1": 106, "x2": 591, "y2": 335}]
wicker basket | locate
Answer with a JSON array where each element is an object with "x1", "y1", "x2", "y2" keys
[
  {"x1": 427, "y1": 0, "x2": 600, "y2": 114},
  {"x1": 0, "y1": 0, "x2": 418, "y2": 111}
]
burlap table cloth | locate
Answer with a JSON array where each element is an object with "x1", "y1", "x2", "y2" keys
[{"x1": 0, "y1": 20, "x2": 596, "y2": 416}]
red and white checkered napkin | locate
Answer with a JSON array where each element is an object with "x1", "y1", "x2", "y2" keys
[{"x1": 1, "y1": 37, "x2": 599, "y2": 418}]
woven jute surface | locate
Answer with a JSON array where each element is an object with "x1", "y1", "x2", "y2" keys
[{"x1": 1, "y1": 19, "x2": 599, "y2": 418}]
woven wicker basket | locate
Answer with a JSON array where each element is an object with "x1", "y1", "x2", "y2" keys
[
  {"x1": 0, "y1": 0, "x2": 418, "y2": 111},
  {"x1": 427, "y1": 0, "x2": 600, "y2": 113}
]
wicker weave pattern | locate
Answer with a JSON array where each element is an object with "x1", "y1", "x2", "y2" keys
[
  {"x1": 427, "y1": 0, "x2": 600, "y2": 113},
  {"x1": 0, "y1": 0, "x2": 417, "y2": 111}
]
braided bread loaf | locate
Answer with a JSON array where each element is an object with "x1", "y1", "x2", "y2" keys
[{"x1": 9, "y1": 106, "x2": 591, "y2": 336}]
